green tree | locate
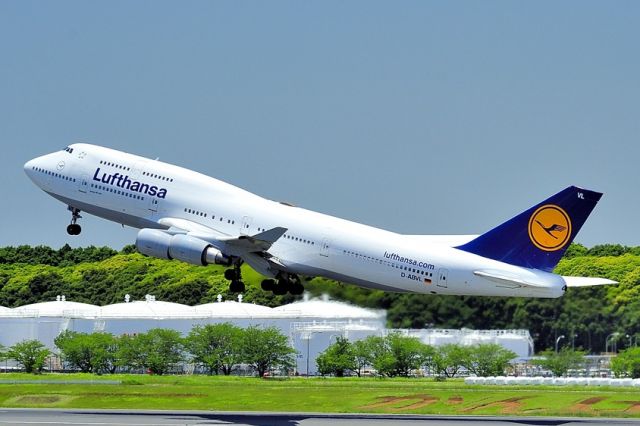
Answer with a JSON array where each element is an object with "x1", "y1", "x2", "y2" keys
[
  {"x1": 365, "y1": 333, "x2": 431, "y2": 377},
  {"x1": 431, "y1": 344, "x2": 470, "y2": 378},
  {"x1": 242, "y1": 326, "x2": 296, "y2": 377},
  {"x1": 55, "y1": 331, "x2": 119, "y2": 374},
  {"x1": 611, "y1": 347, "x2": 640, "y2": 378},
  {"x1": 8, "y1": 340, "x2": 50, "y2": 374},
  {"x1": 465, "y1": 344, "x2": 517, "y2": 377},
  {"x1": 532, "y1": 348, "x2": 585, "y2": 377},
  {"x1": 117, "y1": 329, "x2": 184, "y2": 375},
  {"x1": 185, "y1": 323, "x2": 244, "y2": 375},
  {"x1": 316, "y1": 336, "x2": 356, "y2": 377},
  {"x1": 365, "y1": 335, "x2": 395, "y2": 377},
  {"x1": 386, "y1": 333, "x2": 431, "y2": 377},
  {"x1": 351, "y1": 338, "x2": 375, "y2": 377}
]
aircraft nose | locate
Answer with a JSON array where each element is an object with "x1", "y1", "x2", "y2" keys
[
  {"x1": 24, "y1": 155, "x2": 48, "y2": 182},
  {"x1": 24, "y1": 158, "x2": 37, "y2": 178}
]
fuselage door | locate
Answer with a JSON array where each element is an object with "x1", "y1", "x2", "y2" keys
[
  {"x1": 130, "y1": 161, "x2": 146, "y2": 180},
  {"x1": 320, "y1": 238, "x2": 331, "y2": 257},
  {"x1": 77, "y1": 174, "x2": 89, "y2": 194},
  {"x1": 437, "y1": 268, "x2": 449, "y2": 288},
  {"x1": 148, "y1": 197, "x2": 159, "y2": 214},
  {"x1": 241, "y1": 216, "x2": 253, "y2": 235}
]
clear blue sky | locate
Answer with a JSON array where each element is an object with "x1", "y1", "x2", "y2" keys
[{"x1": 2, "y1": 1, "x2": 638, "y2": 249}]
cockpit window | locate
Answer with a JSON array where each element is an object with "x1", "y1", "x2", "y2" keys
[{"x1": 63, "y1": 146, "x2": 74, "y2": 154}]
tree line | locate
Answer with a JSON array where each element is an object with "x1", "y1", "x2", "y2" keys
[
  {"x1": 0, "y1": 243, "x2": 638, "y2": 352},
  {"x1": 0, "y1": 324, "x2": 295, "y2": 376},
  {"x1": 316, "y1": 334, "x2": 517, "y2": 378}
]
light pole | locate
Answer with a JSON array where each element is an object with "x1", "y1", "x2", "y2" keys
[
  {"x1": 605, "y1": 332, "x2": 620, "y2": 354},
  {"x1": 555, "y1": 335, "x2": 565, "y2": 353}
]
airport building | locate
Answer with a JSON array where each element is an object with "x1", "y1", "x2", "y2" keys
[{"x1": 0, "y1": 294, "x2": 533, "y2": 375}]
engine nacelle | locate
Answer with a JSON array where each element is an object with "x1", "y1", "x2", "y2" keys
[
  {"x1": 136, "y1": 228, "x2": 172, "y2": 260},
  {"x1": 135, "y1": 229, "x2": 232, "y2": 267}
]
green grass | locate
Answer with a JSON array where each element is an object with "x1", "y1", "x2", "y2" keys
[{"x1": 0, "y1": 374, "x2": 639, "y2": 417}]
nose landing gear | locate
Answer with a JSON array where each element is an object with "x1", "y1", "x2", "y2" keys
[{"x1": 66, "y1": 206, "x2": 82, "y2": 235}]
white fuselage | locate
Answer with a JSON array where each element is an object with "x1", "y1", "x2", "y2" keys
[{"x1": 24, "y1": 144, "x2": 566, "y2": 298}]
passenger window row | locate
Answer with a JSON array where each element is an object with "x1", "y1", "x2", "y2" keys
[
  {"x1": 91, "y1": 183, "x2": 144, "y2": 200},
  {"x1": 99, "y1": 160, "x2": 130, "y2": 171},
  {"x1": 143, "y1": 171, "x2": 173, "y2": 182},
  {"x1": 31, "y1": 166, "x2": 76, "y2": 182},
  {"x1": 343, "y1": 250, "x2": 434, "y2": 277}
]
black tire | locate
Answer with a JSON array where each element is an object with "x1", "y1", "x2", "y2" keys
[
  {"x1": 224, "y1": 269, "x2": 237, "y2": 281},
  {"x1": 273, "y1": 283, "x2": 287, "y2": 295},
  {"x1": 261, "y1": 279, "x2": 275, "y2": 291},
  {"x1": 67, "y1": 224, "x2": 81, "y2": 235},
  {"x1": 289, "y1": 282, "x2": 304, "y2": 295},
  {"x1": 229, "y1": 280, "x2": 242, "y2": 293}
]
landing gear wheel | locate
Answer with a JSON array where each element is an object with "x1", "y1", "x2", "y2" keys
[
  {"x1": 289, "y1": 282, "x2": 304, "y2": 295},
  {"x1": 261, "y1": 279, "x2": 275, "y2": 291},
  {"x1": 273, "y1": 280, "x2": 288, "y2": 295},
  {"x1": 229, "y1": 280, "x2": 245, "y2": 293},
  {"x1": 224, "y1": 269, "x2": 238, "y2": 281},
  {"x1": 66, "y1": 224, "x2": 81, "y2": 235}
]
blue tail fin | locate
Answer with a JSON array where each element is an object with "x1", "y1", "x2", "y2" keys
[{"x1": 456, "y1": 186, "x2": 602, "y2": 272}]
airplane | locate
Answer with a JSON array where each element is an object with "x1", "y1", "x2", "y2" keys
[{"x1": 24, "y1": 144, "x2": 616, "y2": 298}]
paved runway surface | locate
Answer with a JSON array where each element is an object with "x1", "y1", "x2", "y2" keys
[{"x1": 1, "y1": 409, "x2": 640, "y2": 426}]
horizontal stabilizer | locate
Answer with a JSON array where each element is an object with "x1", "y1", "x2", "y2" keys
[
  {"x1": 474, "y1": 270, "x2": 549, "y2": 289},
  {"x1": 562, "y1": 276, "x2": 618, "y2": 287}
]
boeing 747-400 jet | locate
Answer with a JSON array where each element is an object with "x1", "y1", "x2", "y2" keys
[{"x1": 24, "y1": 144, "x2": 616, "y2": 297}]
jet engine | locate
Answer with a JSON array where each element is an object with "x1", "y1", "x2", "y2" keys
[{"x1": 135, "y1": 228, "x2": 232, "y2": 266}]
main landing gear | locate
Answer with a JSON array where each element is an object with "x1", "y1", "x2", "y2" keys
[
  {"x1": 225, "y1": 263, "x2": 245, "y2": 293},
  {"x1": 223, "y1": 262, "x2": 303, "y2": 296},
  {"x1": 261, "y1": 273, "x2": 304, "y2": 296},
  {"x1": 66, "y1": 207, "x2": 82, "y2": 236}
]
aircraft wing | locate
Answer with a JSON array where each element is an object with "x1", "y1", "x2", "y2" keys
[{"x1": 562, "y1": 276, "x2": 618, "y2": 287}]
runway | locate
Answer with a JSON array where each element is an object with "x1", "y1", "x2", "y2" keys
[{"x1": 0, "y1": 409, "x2": 639, "y2": 426}]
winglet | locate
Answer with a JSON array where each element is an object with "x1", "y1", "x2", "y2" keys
[{"x1": 456, "y1": 186, "x2": 602, "y2": 272}]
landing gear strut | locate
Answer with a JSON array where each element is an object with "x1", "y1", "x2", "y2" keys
[
  {"x1": 226, "y1": 262, "x2": 245, "y2": 293},
  {"x1": 66, "y1": 207, "x2": 82, "y2": 236}
]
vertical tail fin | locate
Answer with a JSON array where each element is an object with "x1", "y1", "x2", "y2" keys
[{"x1": 456, "y1": 186, "x2": 602, "y2": 272}]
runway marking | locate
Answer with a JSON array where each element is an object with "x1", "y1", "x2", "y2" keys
[
  {"x1": 360, "y1": 394, "x2": 438, "y2": 411},
  {"x1": 462, "y1": 396, "x2": 530, "y2": 414}
]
